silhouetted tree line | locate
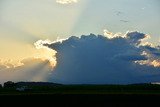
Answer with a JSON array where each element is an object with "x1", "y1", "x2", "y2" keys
[
  {"x1": 1, "y1": 81, "x2": 160, "y2": 91},
  {"x1": 3, "y1": 81, "x2": 16, "y2": 88},
  {"x1": 1, "y1": 81, "x2": 62, "y2": 89}
]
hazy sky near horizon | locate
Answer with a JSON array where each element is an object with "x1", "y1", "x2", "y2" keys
[{"x1": 0, "y1": 0, "x2": 160, "y2": 83}]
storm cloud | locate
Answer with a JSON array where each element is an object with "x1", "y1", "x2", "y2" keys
[
  {"x1": 0, "y1": 31, "x2": 159, "y2": 85},
  {"x1": 43, "y1": 31, "x2": 160, "y2": 84}
]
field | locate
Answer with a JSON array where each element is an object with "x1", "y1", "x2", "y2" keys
[
  {"x1": 1, "y1": 83, "x2": 160, "y2": 95},
  {"x1": 0, "y1": 83, "x2": 160, "y2": 106}
]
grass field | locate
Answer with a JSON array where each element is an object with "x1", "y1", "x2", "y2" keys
[
  {"x1": 0, "y1": 84, "x2": 160, "y2": 106},
  {"x1": 1, "y1": 83, "x2": 160, "y2": 95}
]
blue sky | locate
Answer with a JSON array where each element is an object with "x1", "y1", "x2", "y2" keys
[
  {"x1": 73, "y1": 0, "x2": 160, "y2": 40},
  {"x1": 0, "y1": 0, "x2": 160, "y2": 40}
]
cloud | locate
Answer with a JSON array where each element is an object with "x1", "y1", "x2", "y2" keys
[
  {"x1": 0, "y1": 39, "x2": 57, "y2": 83},
  {"x1": 34, "y1": 39, "x2": 57, "y2": 68},
  {"x1": 137, "y1": 44, "x2": 160, "y2": 67},
  {"x1": 0, "y1": 65, "x2": 7, "y2": 71},
  {"x1": 0, "y1": 58, "x2": 52, "y2": 83},
  {"x1": 56, "y1": 0, "x2": 78, "y2": 4},
  {"x1": 0, "y1": 30, "x2": 159, "y2": 85},
  {"x1": 42, "y1": 31, "x2": 160, "y2": 84}
]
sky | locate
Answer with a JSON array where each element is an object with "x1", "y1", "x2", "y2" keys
[{"x1": 0, "y1": 0, "x2": 160, "y2": 84}]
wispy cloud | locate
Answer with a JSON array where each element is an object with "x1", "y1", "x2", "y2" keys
[{"x1": 56, "y1": 0, "x2": 78, "y2": 4}]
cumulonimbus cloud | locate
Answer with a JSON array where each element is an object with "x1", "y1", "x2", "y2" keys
[
  {"x1": 56, "y1": 0, "x2": 78, "y2": 4},
  {"x1": 0, "y1": 30, "x2": 160, "y2": 85},
  {"x1": 42, "y1": 31, "x2": 160, "y2": 84}
]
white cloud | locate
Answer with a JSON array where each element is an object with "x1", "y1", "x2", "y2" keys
[
  {"x1": 103, "y1": 29, "x2": 124, "y2": 39},
  {"x1": 56, "y1": 0, "x2": 78, "y2": 4},
  {"x1": 34, "y1": 40, "x2": 57, "y2": 68}
]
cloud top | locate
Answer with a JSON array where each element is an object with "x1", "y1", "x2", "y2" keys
[{"x1": 34, "y1": 39, "x2": 57, "y2": 68}]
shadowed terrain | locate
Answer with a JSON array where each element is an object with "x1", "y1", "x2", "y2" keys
[{"x1": 0, "y1": 82, "x2": 160, "y2": 106}]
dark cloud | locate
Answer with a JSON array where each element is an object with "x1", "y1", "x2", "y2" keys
[
  {"x1": 43, "y1": 31, "x2": 160, "y2": 84},
  {"x1": 0, "y1": 31, "x2": 159, "y2": 84},
  {"x1": 140, "y1": 45, "x2": 160, "y2": 56},
  {"x1": 125, "y1": 31, "x2": 148, "y2": 45}
]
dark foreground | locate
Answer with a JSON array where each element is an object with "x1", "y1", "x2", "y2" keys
[
  {"x1": 1, "y1": 83, "x2": 160, "y2": 106},
  {"x1": 0, "y1": 94, "x2": 160, "y2": 106}
]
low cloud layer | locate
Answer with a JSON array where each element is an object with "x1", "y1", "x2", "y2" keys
[
  {"x1": 56, "y1": 0, "x2": 78, "y2": 4},
  {"x1": 43, "y1": 31, "x2": 160, "y2": 84},
  {"x1": 0, "y1": 39, "x2": 57, "y2": 84},
  {"x1": 0, "y1": 58, "x2": 52, "y2": 83}
]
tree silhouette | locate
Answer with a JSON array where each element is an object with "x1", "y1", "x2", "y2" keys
[{"x1": 3, "y1": 81, "x2": 15, "y2": 88}]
